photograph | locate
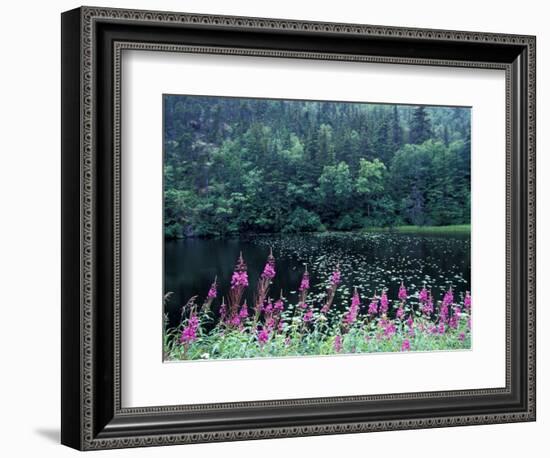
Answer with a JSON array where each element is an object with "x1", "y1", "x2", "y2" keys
[
  {"x1": 54, "y1": 3, "x2": 537, "y2": 452},
  {"x1": 162, "y1": 95, "x2": 472, "y2": 361}
]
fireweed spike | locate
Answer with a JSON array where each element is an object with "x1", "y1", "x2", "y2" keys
[
  {"x1": 228, "y1": 253, "x2": 248, "y2": 323},
  {"x1": 169, "y1": 267, "x2": 472, "y2": 360},
  {"x1": 379, "y1": 289, "x2": 389, "y2": 315},
  {"x1": 343, "y1": 288, "x2": 361, "y2": 328},
  {"x1": 201, "y1": 276, "x2": 217, "y2": 313},
  {"x1": 321, "y1": 264, "x2": 340, "y2": 313},
  {"x1": 254, "y1": 250, "x2": 277, "y2": 322},
  {"x1": 298, "y1": 265, "x2": 310, "y2": 309}
]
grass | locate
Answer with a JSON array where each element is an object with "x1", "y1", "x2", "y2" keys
[
  {"x1": 164, "y1": 314, "x2": 471, "y2": 361},
  {"x1": 363, "y1": 224, "x2": 471, "y2": 234}
]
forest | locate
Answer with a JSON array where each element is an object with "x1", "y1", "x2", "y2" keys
[{"x1": 163, "y1": 95, "x2": 471, "y2": 238}]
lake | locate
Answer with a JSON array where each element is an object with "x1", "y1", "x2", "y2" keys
[{"x1": 164, "y1": 231, "x2": 470, "y2": 330}]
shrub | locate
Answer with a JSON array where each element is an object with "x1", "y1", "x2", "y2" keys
[
  {"x1": 283, "y1": 208, "x2": 322, "y2": 233},
  {"x1": 164, "y1": 222, "x2": 182, "y2": 239}
]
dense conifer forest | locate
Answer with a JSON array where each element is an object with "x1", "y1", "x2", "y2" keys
[{"x1": 163, "y1": 95, "x2": 471, "y2": 238}]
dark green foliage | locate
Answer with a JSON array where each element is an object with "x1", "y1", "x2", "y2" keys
[
  {"x1": 284, "y1": 208, "x2": 323, "y2": 233},
  {"x1": 164, "y1": 96, "x2": 471, "y2": 238},
  {"x1": 409, "y1": 106, "x2": 432, "y2": 144},
  {"x1": 389, "y1": 140, "x2": 471, "y2": 227}
]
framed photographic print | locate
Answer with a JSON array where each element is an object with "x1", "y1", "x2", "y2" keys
[{"x1": 61, "y1": 6, "x2": 536, "y2": 450}]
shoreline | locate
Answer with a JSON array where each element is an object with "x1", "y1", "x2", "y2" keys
[{"x1": 165, "y1": 224, "x2": 472, "y2": 241}]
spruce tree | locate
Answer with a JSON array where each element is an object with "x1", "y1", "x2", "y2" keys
[
  {"x1": 391, "y1": 105, "x2": 403, "y2": 151},
  {"x1": 409, "y1": 106, "x2": 432, "y2": 144}
]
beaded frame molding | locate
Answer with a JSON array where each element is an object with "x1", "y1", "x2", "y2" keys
[{"x1": 61, "y1": 6, "x2": 536, "y2": 451}]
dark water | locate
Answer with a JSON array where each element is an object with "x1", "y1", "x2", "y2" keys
[{"x1": 164, "y1": 232, "x2": 470, "y2": 329}]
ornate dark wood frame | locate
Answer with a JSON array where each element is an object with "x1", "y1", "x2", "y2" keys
[{"x1": 61, "y1": 6, "x2": 536, "y2": 451}]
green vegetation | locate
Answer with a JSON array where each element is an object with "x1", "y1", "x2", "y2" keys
[
  {"x1": 163, "y1": 255, "x2": 472, "y2": 361},
  {"x1": 164, "y1": 316, "x2": 471, "y2": 360},
  {"x1": 364, "y1": 224, "x2": 471, "y2": 234},
  {"x1": 164, "y1": 96, "x2": 471, "y2": 238}
]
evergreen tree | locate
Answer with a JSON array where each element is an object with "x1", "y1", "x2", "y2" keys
[
  {"x1": 391, "y1": 105, "x2": 403, "y2": 151},
  {"x1": 374, "y1": 117, "x2": 392, "y2": 164},
  {"x1": 317, "y1": 124, "x2": 335, "y2": 165},
  {"x1": 443, "y1": 125, "x2": 450, "y2": 147},
  {"x1": 409, "y1": 106, "x2": 432, "y2": 144}
]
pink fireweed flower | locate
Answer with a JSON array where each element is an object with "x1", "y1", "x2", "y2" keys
[
  {"x1": 230, "y1": 315, "x2": 241, "y2": 327},
  {"x1": 261, "y1": 249, "x2": 276, "y2": 280},
  {"x1": 458, "y1": 332, "x2": 466, "y2": 342},
  {"x1": 230, "y1": 253, "x2": 248, "y2": 289},
  {"x1": 396, "y1": 306, "x2": 405, "y2": 320},
  {"x1": 422, "y1": 293, "x2": 434, "y2": 316},
  {"x1": 229, "y1": 253, "x2": 248, "y2": 320},
  {"x1": 438, "y1": 322, "x2": 446, "y2": 334},
  {"x1": 261, "y1": 261, "x2": 276, "y2": 280},
  {"x1": 274, "y1": 298, "x2": 284, "y2": 313},
  {"x1": 303, "y1": 307, "x2": 314, "y2": 323},
  {"x1": 231, "y1": 271, "x2": 248, "y2": 289},
  {"x1": 368, "y1": 297, "x2": 379, "y2": 315},
  {"x1": 200, "y1": 278, "x2": 218, "y2": 312},
  {"x1": 343, "y1": 289, "x2": 360, "y2": 326},
  {"x1": 439, "y1": 290, "x2": 452, "y2": 323},
  {"x1": 333, "y1": 335, "x2": 343, "y2": 353},
  {"x1": 384, "y1": 323, "x2": 397, "y2": 339},
  {"x1": 330, "y1": 267, "x2": 341, "y2": 287},
  {"x1": 299, "y1": 268, "x2": 310, "y2": 310},
  {"x1": 202, "y1": 279, "x2": 217, "y2": 312},
  {"x1": 180, "y1": 326, "x2": 197, "y2": 344},
  {"x1": 380, "y1": 290, "x2": 389, "y2": 315},
  {"x1": 180, "y1": 313, "x2": 200, "y2": 345},
  {"x1": 257, "y1": 328, "x2": 269, "y2": 345},
  {"x1": 418, "y1": 286, "x2": 428, "y2": 303},
  {"x1": 343, "y1": 310, "x2": 358, "y2": 325},
  {"x1": 207, "y1": 280, "x2": 217, "y2": 299},
  {"x1": 442, "y1": 288, "x2": 454, "y2": 307},
  {"x1": 449, "y1": 314, "x2": 458, "y2": 329},
  {"x1": 322, "y1": 266, "x2": 341, "y2": 314},
  {"x1": 351, "y1": 290, "x2": 360, "y2": 308},
  {"x1": 219, "y1": 299, "x2": 227, "y2": 320},
  {"x1": 264, "y1": 299, "x2": 273, "y2": 314},
  {"x1": 464, "y1": 291, "x2": 472, "y2": 311},
  {"x1": 239, "y1": 303, "x2": 249, "y2": 319},
  {"x1": 188, "y1": 314, "x2": 199, "y2": 328},
  {"x1": 406, "y1": 315, "x2": 414, "y2": 328},
  {"x1": 265, "y1": 317, "x2": 276, "y2": 331},
  {"x1": 299, "y1": 270, "x2": 310, "y2": 292},
  {"x1": 398, "y1": 282, "x2": 408, "y2": 301},
  {"x1": 406, "y1": 316, "x2": 414, "y2": 336},
  {"x1": 401, "y1": 339, "x2": 411, "y2": 351},
  {"x1": 439, "y1": 303, "x2": 449, "y2": 323},
  {"x1": 254, "y1": 251, "x2": 276, "y2": 319}
]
